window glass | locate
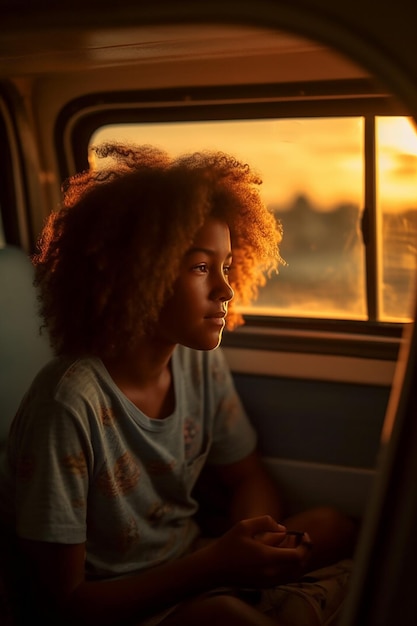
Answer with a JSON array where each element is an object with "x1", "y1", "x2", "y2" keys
[
  {"x1": 0, "y1": 97, "x2": 25, "y2": 248},
  {"x1": 0, "y1": 212, "x2": 5, "y2": 248},
  {"x1": 377, "y1": 117, "x2": 417, "y2": 321},
  {"x1": 91, "y1": 115, "x2": 417, "y2": 322}
]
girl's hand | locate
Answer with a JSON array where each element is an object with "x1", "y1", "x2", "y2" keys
[{"x1": 202, "y1": 515, "x2": 313, "y2": 588}]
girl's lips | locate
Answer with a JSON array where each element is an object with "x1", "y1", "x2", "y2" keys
[
  {"x1": 205, "y1": 313, "x2": 226, "y2": 326},
  {"x1": 205, "y1": 316, "x2": 225, "y2": 326},
  {"x1": 205, "y1": 310, "x2": 226, "y2": 319}
]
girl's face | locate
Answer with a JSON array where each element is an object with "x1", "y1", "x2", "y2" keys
[{"x1": 155, "y1": 218, "x2": 234, "y2": 350}]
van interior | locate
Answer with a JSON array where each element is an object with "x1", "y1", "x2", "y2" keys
[{"x1": 1, "y1": 3, "x2": 417, "y2": 625}]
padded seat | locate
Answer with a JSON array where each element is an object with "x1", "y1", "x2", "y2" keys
[
  {"x1": 0, "y1": 245, "x2": 52, "y2": 447},
  {"x1": 0, "y1": 245, "x2": 53, "y2": 624}
]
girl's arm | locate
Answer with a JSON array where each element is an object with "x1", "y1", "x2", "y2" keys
[
  {"x1": 208, "y1": 450, "x2": 358, "y2": 571},
  {"x1": 207, "y1": 449, "x2": 284, "y2": 524},
  {"x1": 19, "y1": 515, "x2": 310, "y2": 626}
]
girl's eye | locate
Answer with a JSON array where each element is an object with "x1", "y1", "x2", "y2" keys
[
  {"x1": 223, "y1": 265, "x2": 232, "y2": 276},
  {"x1": 193, "y1": 263, "x2": 208, "y2": 273}
]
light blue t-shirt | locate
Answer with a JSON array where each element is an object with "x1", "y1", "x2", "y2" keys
[{"x1": 1, "y1": 346, "x2": 256, "y2": 579}]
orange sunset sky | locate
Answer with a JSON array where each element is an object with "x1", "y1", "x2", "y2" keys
[{"x1": 93, "y1": 116, "x2": 417, "y2": 213}]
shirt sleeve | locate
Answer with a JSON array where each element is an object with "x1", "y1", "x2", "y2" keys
[
  {"x1": 205, "y1": 348, "x2": 257, "y2": 465},
  {"x1": 9, "y1": 394, "x2": 92, "y2": 544}
]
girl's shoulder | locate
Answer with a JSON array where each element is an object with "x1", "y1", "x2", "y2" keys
[
  {"x1": 26, "y1": 355, "x2": 110, "y2": 409},
  {"x1": 31, "y1": 354, "x2": 101, "y2": 385}
]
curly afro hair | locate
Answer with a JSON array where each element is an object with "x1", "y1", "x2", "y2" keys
[{"x1": 33, "y1": 143, "x2": 285, "y2": 358}]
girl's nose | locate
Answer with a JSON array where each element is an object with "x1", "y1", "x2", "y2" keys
[{"x1": 216, "y1": 276, "x2": 234, "y2": 302}]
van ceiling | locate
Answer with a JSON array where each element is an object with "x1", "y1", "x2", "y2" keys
[{"x1": 0, "y1": 23, "x2": 367, "y2": 81}]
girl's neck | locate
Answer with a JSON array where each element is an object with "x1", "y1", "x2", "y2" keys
[{"x1": 101, "y1": 339, "x2": 177, "y2": 419}]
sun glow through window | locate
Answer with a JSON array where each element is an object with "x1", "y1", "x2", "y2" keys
[{"x1": 91, "y1": 116, "x2": 417, "y2": 323}]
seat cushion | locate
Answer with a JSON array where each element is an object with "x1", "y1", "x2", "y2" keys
[{"x1": 0, "y1": 246, "x2": 52, "y2": 444}]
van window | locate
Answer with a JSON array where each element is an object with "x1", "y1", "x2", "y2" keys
[
  {"x1": 0, "y1": 103, "x2": 12, "y2": 247},
  {"x1": 377, "y1": 117, "x2": 417, "y2": 321},
  {"x1": 0, "y1": 95, "x2": 29, "y2": 249},
  {"x1": 90, "y1": 115, "x2": 417, "y2": 324}
]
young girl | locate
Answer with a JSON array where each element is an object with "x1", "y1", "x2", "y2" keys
[{"x1": 0, "y1": 144, "x2": 356, "y2": 625}]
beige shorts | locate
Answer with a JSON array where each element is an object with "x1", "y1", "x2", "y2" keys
[{"x1": 137, "y1": 559, "x2": 353, "y2": 626}]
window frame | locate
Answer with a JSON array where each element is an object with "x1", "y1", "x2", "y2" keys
[
  {"x1": 0, "y1": 88, "x2": 32, "y2": 250},
  {"x1": 55, "y1": 78, "x2": 412, "y2": 356}
]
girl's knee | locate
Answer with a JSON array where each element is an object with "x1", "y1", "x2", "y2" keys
[
  {"x1": 307, "y1": 505, "x2": 347, "y2": 526},
  {"x1": 286, "y1": 505, "x2": 359, "y2": 568},
  {"x1": 165, "y1": 593, "x2": 275, "y2": 626},
  {"x1": 203, "y1": 593, "x2": 251, "y2": 616},
  {"x1": 297, "y1": 505, "x2": 358, "y2": 535}
]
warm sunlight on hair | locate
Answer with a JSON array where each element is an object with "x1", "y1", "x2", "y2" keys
[{"x1": 91, "y1": 116, "x2": 417, "y2": 323}]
